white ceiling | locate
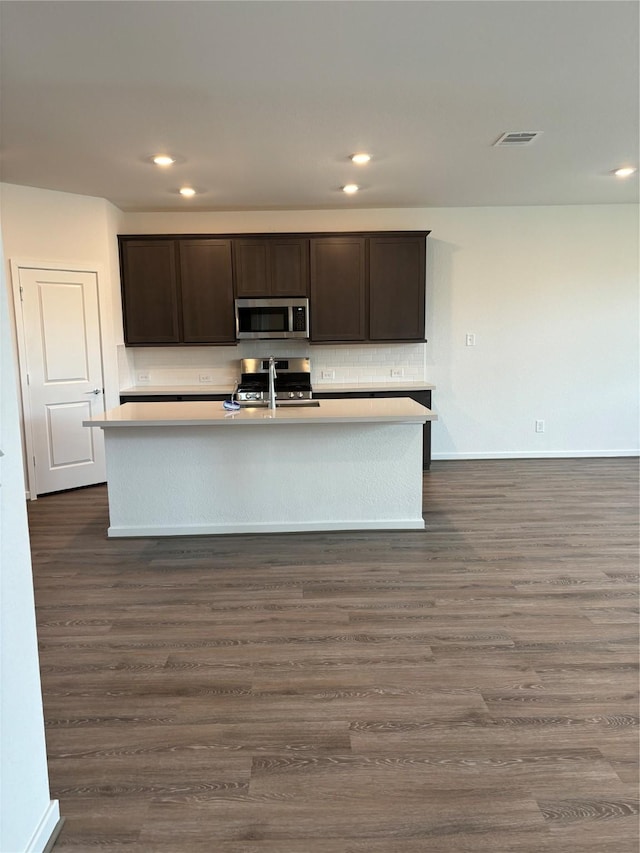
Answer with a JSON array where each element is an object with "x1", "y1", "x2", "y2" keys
[{"x1": 0, "y1": 1, "x2": 638, "y2": 212}]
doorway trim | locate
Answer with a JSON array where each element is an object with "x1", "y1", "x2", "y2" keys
[{"x1": 10, "y1": 258, "x2": 109, "y2": 500}]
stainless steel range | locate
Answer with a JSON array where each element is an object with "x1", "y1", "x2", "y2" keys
[{"x1": 235, "y1": 357, "x2": 316, "y2": 407}]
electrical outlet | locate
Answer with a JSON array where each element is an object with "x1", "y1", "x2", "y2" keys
[
  {"x1": 535, "y1": 419, "x2": 545, "y2": 433},
  {"x1": 137, "y1": 372, "x2": 150, "y2": 383},
  {"x1": 321, "y1": 370, "x2": 335, "y2": 380},
  {"x1": 199, "y1": 373, "x2": 213, "y2": 384},
  {"x1": 465, "y1": 333, "x2": 476, "y2": 347},
  {"x1": 391, "y1": 368, "x2": 404, "y2": 377}
]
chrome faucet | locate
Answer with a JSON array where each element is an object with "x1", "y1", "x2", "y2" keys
[{"x1": 268, "y1": 356, "x2": 277, "y2": 409}]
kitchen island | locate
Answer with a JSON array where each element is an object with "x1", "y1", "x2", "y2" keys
[
  {"x1": 118, "y1": 380, "x2": 437, "y2": 468},
  {"x1": 84, "y1": 398, "x2": 436, "y2": 538}
]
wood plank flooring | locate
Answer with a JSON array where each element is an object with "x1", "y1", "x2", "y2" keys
[{"x1": 28, "y1": 458, "x2": 639, "y2": 852}]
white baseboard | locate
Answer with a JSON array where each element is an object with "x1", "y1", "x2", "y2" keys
[
  {"x1": 107, "y1": 518, "x2": 426, "y2": 537},
  {"x1": 432, "y1": 450, "x2": 640, "y2": 461},
  {"x1": 25, "y1": 800, "x2": 60, "y2": 853}
]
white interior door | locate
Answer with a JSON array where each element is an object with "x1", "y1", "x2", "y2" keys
[{"x1": 17, "y1": 267, "x2": 106, "y2": 495}]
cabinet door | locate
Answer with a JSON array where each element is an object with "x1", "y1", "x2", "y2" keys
[
  {"x1": 310, "y1": 237, "x2": 366, "y2": 341},
  {"x1": 270, "y1": 238, "x2": 309, "y2": 296},
  {"x1": 369, "y1": 236, "x2": 426, "y2": 341},
  {"x1": 234, "y1": 238, "x2": 309, "y2": 296},
  {"x1": 120, "y1": 240, "x2": 180, "y2": 344},
  {"x1": 233, "y1": 240, "x2": 270, "y2": 297},
  {"x1": 179, "y1": 240, "x2": 235, "y2": 344}
]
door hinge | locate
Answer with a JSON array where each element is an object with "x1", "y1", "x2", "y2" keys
[
  {"x1": 19, "y1": 285, "x2": 24, "y2": 302},
  {"x1": 26, "y1": 373, "x2": 30, "y2": 385},
  {"x1": 33, "y1": 455, "x2": 36, "y2": 466}
]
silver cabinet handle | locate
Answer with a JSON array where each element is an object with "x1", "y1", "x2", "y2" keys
[{"x1": 85, "y1": 389, "x2": 102, "y2": 395}]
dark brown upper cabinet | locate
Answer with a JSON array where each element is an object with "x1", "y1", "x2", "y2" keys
[
  {"x1": 179, "y1": 240, "x2": 235, "y2": 344},
  {"x1": 233, "y1": 238, "x2": 309, "y2": 297},
  {"x1": 120, "y1": 240, "x2": 181, "y2": 344},
  {"x1": 310, "y1": 232, "x2": 428, "y2": 343},
  {"x1": 369, "y1": 235, "x2": 426, "y2": 341},
  {"x1": 119, "y1": 237, "x2": 235, "y2": 345},
  {"x1": 310, "y1": 237, "x2": 367, "y2": 342}
]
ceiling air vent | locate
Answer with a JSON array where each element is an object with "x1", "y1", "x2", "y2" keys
[{"x1": 493, "y1": 131, "x2": 543, "y2": 147}]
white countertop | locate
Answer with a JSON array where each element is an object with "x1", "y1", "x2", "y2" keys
[
  {"x1": 314, "y1": 381, "x2": 435, "y2": 393},
  {"x1": 85, "y1": 398, "x2": 436, "y2": 428},
  {"x1": 119, "y1": 381, "x2": 435, "y2": 396},
  {"x1": 119, "y1": 385, "x2": 230, "y2": 396}
]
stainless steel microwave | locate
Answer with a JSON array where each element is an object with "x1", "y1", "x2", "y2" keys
[{"x1": 234, "y1": 297, "x2": 309, "y2": 340}]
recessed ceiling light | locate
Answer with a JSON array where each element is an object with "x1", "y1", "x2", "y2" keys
[
  {"x1": 351, "y1": 153, "x2": 371, "y2": 165},
  {"x1": 613, "y1": 167, "x2": 636, "y2": 178},
  {"x1": 342, "y1": 184, "x2": 359, "y2": 194},
  {"x1": 152, "y1": 154, "x2": 175, "y2": 166},
  {"x1": 179, "y1": 187, "x2": 196, "y2": 197}
]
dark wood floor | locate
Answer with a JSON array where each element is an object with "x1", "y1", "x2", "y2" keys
[{"x1": 28, "y1": 458, "x2": 639, "y2": 852}]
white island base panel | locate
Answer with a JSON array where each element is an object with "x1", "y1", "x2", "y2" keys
[{"x1": 103, "y1": 422, "x2": 425, "y2": 537}]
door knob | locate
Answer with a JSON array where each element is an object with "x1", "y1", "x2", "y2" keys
[{"x1": 85, "y1": 388, "x2": 102, "y2": 395}]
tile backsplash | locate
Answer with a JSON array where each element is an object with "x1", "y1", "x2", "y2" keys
[{"x1": 122, "y1": 342, "x2": 427, "y2": 387}]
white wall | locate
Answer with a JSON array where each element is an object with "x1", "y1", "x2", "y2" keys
[
  {"x1": 0, "y1": 235, "x2": 59, "y2": 851},
  {"x1": 122, "y1": 204, "x2": 639, "y2": 458},
  {"x1": 426, "y1": 205, "x2": 639, "y2": 458}
]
